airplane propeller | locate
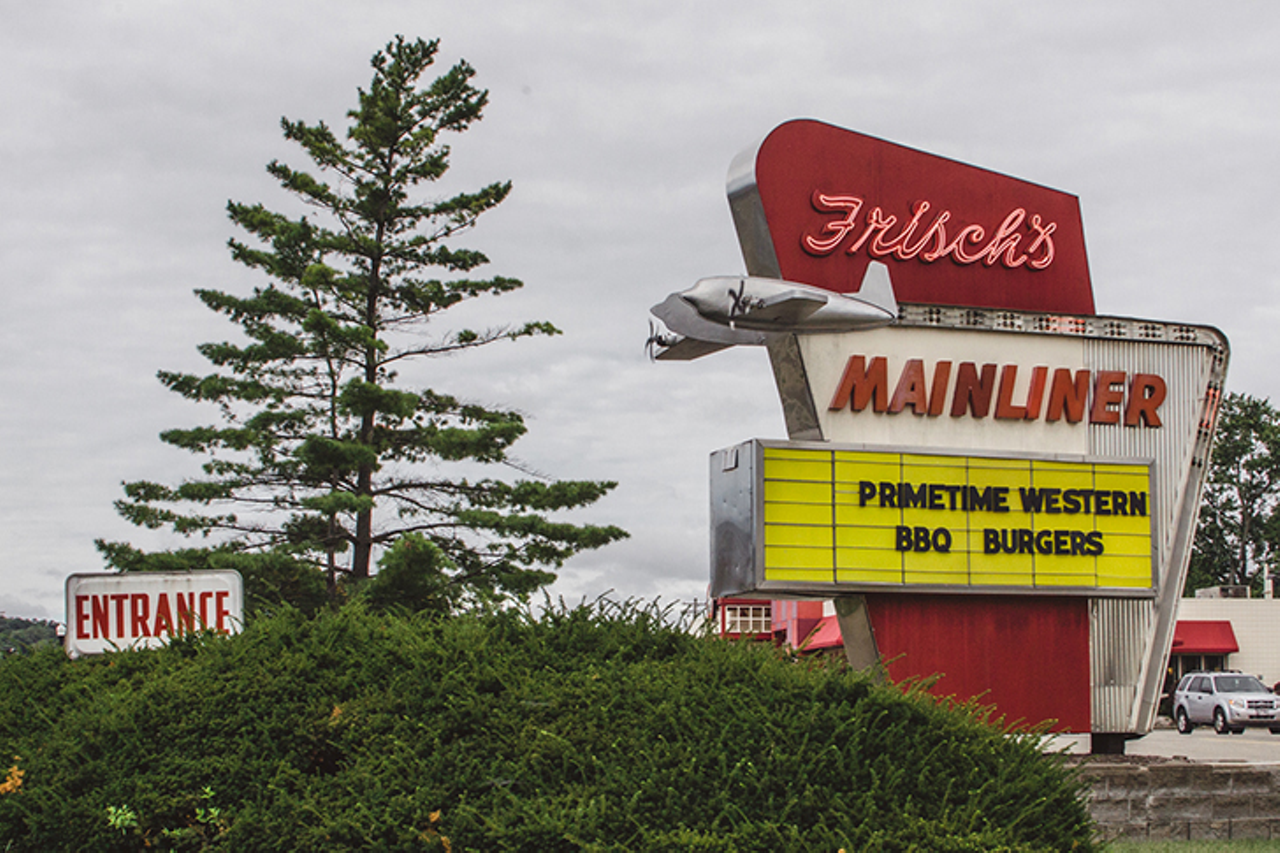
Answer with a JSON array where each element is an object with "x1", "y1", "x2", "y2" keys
[
  {"x1": 645, "y1": 320, "x2": 678, "y2": 361},
  {"x1": 727, "y1": 279, "x2": 747, "y2": 327},
  {"x1": 726, "y1": 278, "x2": 766, "y2": 329}
]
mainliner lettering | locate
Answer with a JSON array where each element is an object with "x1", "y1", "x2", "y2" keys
[
  {"x1": 802, "y1": 191, "x2": 1056, "y2": 271},
  {"x1": 829, "y1": 355, "x2": 1166, "y2": 427}
]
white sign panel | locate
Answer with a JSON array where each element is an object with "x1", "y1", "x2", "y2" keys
[
  {"x1": 64, "y1": 571, "x2": 243, "y2": 657},
  {"x1": 802, "y1": 327, "x2": 1091, "y2": 454}
]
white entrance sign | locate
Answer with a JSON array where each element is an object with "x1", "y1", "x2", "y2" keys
[{"x1": 64, "y1": 571, "x2": 243, "y2": 657}]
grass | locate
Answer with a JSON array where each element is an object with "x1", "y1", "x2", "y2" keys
[{"x1": 1109, "y1": 842, "x2": 1280, "y2": 851}]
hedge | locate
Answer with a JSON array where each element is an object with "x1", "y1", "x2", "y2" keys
[{"x1": 0, "y1": 601, "x2": 1093, "y2": 851}]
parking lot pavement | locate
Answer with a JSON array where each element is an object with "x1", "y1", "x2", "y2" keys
[{"x1": 1046, "y1": 724, "x2": 1280, "y2": 763}]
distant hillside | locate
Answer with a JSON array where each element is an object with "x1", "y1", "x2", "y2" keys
[{"x1": 0, "y1": 616, "x2": 57, "y2": 653}]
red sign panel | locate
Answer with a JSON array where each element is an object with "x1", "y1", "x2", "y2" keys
[
  {"x1": 745, "y1": 120, "x2": 1094, "y2": 315},
  {"x1": 866, "y1": 593, "x2": 1091, "y2": 732}
]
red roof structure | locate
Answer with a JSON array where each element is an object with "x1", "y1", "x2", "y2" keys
[
  {"x1": 798, "y1": 614, "x2": 843, "y2": 651},
  {"x1": 1171, "y1": 620, "x2": 1239, "y2": 655}
]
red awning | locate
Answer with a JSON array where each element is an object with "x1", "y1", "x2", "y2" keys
[
  {"x1": 798, "y1": 615, "x2": 843, "y2": 651},
  {"x1": 1171, "y1": 620, "x2": 1239, "y2": 655}
]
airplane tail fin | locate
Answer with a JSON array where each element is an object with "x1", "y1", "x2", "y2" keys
[{"x1": 856, "y1": 261, "x2": 898, "y2": 318}]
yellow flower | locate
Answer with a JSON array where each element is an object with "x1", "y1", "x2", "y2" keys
[
  {"x1": 0, "y1": 764, "x2": 24, "y2": 795},
  {"x1": 420, "y1": 810, "x2": 450, "y2": 851}
]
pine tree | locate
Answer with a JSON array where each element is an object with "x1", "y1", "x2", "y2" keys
[{"x1": 98, "y1": 36, "x2": 626, "y2": 606}]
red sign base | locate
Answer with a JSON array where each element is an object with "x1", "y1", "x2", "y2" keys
[{"x1": 865, "y1": 593, "x2": 1091, "y2": 733}]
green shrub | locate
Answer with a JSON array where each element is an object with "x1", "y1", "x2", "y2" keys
[{"x1": 0, "y1": 601, "x2": 1093, "y2": 851}]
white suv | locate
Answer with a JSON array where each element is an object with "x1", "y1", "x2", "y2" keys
[{"x1": 1173, "y1": 672, "x2": 1280, "y2": 735}]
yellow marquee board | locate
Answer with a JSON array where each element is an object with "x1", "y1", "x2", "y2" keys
[{"x1": 759, "y1": 445, "x2": 1154, "y2": 594}]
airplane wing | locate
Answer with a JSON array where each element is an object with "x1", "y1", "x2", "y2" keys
[
  {"x1": 653, "y1": 336, "x2": 733, "y2": 361},
  {"x1": 736, "y1": 287, "x2": 827, "y2": 326}
]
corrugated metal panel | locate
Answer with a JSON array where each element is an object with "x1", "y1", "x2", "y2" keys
[
  {"x1": 1085, "y1": 334, "x2": 1227, "y2": 732},
  {"x1": 1085, "y1": 337, "x2": 1215, "y2": 573},
  {"x1": 1090, "y1": 597, "x2": 1154, "y2": 731}
]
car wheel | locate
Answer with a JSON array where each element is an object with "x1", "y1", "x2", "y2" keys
[
  {"x1": 1176, "y1": 708, "x2": 1194, "y2": 734},
  {"x1": 1270, "y1": 727, "x2": 1280, "y2": 735},
  {"x1": 1213, "y1": 707, "x2": 1231, "y2": 735}
]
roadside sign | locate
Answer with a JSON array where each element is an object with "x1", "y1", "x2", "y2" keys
[
  {"x1": 64, "y1": 571, "x2": 243, "y2": 657},
  {"x1": 652, "y1": 117, "x2": 1232, "y2": 738}
]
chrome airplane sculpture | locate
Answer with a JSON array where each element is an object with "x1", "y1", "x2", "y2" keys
[{"x1": 647, "y1": 261, "x2": 898, "y2": 360}]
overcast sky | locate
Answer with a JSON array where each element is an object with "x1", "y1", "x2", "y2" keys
[{"x1": 3, "y1": 1, "x2": 1279, "y2": 620}]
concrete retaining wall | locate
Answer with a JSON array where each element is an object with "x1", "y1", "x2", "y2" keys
[{"x1": 1078, "y1": 760, "x2": 1280, "y2": 842}]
